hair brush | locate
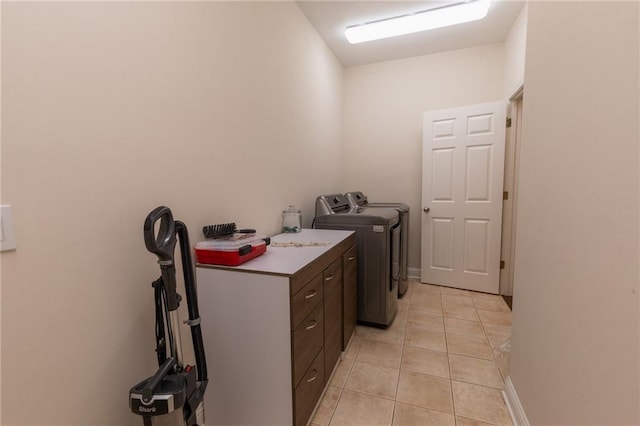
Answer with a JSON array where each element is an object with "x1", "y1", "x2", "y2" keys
[{"x1": 202, "y1": 223, "x2": 256, "y2": 239}]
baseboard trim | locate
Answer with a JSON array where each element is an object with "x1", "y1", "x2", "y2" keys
[
  {"x1": 502, "y1": 376, "x2": 529, "y2": 426},
  {"x1": 407, "y1": 267, "x2": 421, "y2": 279}
]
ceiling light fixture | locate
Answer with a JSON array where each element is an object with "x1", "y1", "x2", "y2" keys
[{"x1": 345, "y1": 0, "x2": 491, "y2": 44}]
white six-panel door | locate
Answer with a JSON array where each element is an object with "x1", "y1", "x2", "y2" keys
[{"x1": 421, "y1": 101, "x2": 506, "y2": 294}]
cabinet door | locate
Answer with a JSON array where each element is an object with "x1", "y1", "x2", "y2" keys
[
  {"x1": 323, "y1": 257, "x2": 343, "y2": 384},
  {"x1": 293, "y1": 350, "x2": 324, "y2": 426},
  {"x1": 343, "y1": 244, "x2": 358, "y2": 350}
]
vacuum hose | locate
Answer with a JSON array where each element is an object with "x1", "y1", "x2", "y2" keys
[{"x1": 176, "y1": 221, "x2": 208, "y2": 383}]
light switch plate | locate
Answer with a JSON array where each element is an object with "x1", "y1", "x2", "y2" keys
[{"x1": 1, "y1": 205, "x2": 17, "y2": 251}]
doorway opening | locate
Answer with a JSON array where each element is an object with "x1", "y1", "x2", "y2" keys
[{"x1": 499, "y1": 85, "x2": 524, "y2": 308}]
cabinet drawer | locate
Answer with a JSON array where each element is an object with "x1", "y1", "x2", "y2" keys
[
  {"x1": 292, "y1": 303, "x2": 324, "y2": 387},
  {"x1": 293, "y1": 349, "x2": 324, "y2": 426},
  {"x1": 291, "y1": 274, "x2": 323, "y2": 330}
]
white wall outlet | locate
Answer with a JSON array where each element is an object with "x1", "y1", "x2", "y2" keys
[{"x1": 1, "y1": 205, "x2": 17, "y2": 252}]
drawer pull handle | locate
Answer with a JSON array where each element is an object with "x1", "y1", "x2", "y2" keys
[
  {"x1": 305, "y1": 320, "x2": 317, "y2": 330},
  {"x1": 305, "y1": 290, "x2": 317, "y2": 299},
  {"x1": 324, "y1": 274, "x2": 334, "y2": 281},
  {"x1": 348, "y1": 256, "x2": 355, "y2": 261},
  {"x1": 306, "y1": 369, "x2": 318, "y2": 383}
]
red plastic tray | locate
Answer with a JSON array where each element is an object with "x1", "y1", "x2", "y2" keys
[{"x1": 195, "y1": 243, "x2": 267, "y2": 266}]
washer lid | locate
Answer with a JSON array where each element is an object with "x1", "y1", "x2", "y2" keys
[
  {"x1": 315, "y1": 207, "x2": 399, "y2": 226},
  {"x1": 345, "y1": 191, "x2": 367, "y2": 207},
  {"x1": 355, "y1": 206, "x2": 400, "y2": 221}
]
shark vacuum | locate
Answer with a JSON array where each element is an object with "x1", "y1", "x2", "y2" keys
[{"x1": 129, "y1": 206, "x2": 208, "y2": 426}]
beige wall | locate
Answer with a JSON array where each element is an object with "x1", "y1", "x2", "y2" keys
[
  {"x1": 1, "y1": 2, "x2": 343, "y2": 424},
  {"x1": 503, "y1": 3, "x2": 527, "y2": 98},
  {"x1": 343, "y1": 44, "x2": 505, "y2": 273},
  {"x1": 0, "y1": 2, "x2": 3, "y2": 421},
  {"x1": 510, "y1": 2, "x2": 639, "y2": 424},
  {"x1": 6, "y1": 2, "x2": 638, "y2": 425}
]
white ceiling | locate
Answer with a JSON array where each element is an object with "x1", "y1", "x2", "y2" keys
[{"x1": 297, "y1": 1, "x2": 525, "y2": 67}]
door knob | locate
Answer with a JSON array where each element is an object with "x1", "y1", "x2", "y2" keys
[{"x1": 423, "y1": 207, "x2": 430, "y2": 213}]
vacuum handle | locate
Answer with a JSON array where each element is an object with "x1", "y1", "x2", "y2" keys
[
  {"x1": 145, "y1": 206, "x2": 180, "y2": 311},
  {"x1": 141, "y1": 357, "x2": 176, "y2": 403},
  {"x1": 144, "y1": 206, "x2": 177, "y2": 263}
]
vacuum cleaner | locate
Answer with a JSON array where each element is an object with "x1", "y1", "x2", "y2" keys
[{"x1": 129, "y1": 206, "x2": 208, "y2": 426}]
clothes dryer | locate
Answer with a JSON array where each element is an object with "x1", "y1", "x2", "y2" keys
[
  {"x1": 345, "y1": 191, "x2": 410, "y2": 297},
  {"x1": 314, "y1": 194, "x2": 400, "y2": 327}
]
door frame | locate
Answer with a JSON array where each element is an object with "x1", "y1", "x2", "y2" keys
[{"x1": 499, "y1": 85, "x2": 524, "y2": 296}]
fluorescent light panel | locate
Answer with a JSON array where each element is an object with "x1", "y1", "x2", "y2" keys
[{"x1": 345, "y1": 0, "x2": 491, "y2": 44}]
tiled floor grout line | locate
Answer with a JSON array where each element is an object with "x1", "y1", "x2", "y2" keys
[
  {"x1": 328, "y1": 334, "x2": 360, "y2": 424},
  {"x1": 393, "y1": 291, "x2": 410, "y2": 407},
  {"x1": 473, "y1": 293, "x2": 511, "y2": 388},
  {"x1": 401, "y1": 284, "x2": 461, "y2": 422},
  {"x1": 326, "y1": 384, "x2": 343, "y2": 425},
  {"x1": 442, "y1": 287, "x2": 462, "y2": 426}
]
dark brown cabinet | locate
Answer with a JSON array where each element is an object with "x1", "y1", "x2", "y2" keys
[{"x1": 197, "y1": 230, "x2": 357, "y2": 426}]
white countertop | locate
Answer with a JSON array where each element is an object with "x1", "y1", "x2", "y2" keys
[{"x1": 196, "y1": 229, "x2": 354, "y2": 276}]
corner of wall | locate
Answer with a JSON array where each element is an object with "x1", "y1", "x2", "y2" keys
[
  {"x1": 1, "y1": 1, "x2": 4, "y2": 421},
  {"x1": 503, "y1": 376, "x2": 530, "y2": 426}
]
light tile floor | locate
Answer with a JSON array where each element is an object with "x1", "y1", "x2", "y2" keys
[{"x1": 311, "y1": 279, "x2": 513, "y2": 426}]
